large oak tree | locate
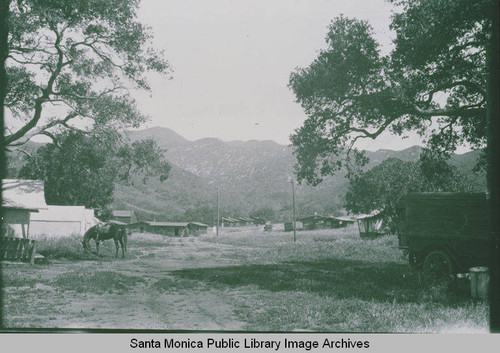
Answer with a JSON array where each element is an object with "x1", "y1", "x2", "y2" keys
[
  {"x1": 4, "y1": 0, "x2": 170, "y2": 147},
  {"x1": 289, "y1": 0, "x2": 490, "y2": 185}
]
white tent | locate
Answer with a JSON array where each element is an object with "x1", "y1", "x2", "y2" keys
[{"x1": 30, "y1": 205, "x2": 99, "y2": 237}]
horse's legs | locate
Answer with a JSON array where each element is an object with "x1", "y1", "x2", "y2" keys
[
  {"x1": 96, "y1": 239, "x2": 100, "y2": 255},
  {"x1": 123, "y1": 231, "x2": 128, "y2": 256},
  {"x1": 114, "y1": 238, "x2": 119, "y2": 258},
  {"x1": 118, "y1": 237, "x2": 125, "y2": 258}
]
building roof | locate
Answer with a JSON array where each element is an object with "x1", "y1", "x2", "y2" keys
[
  {"x1": 356, "y1": 210, "x2": 384, "y2": 220},
  {"x1": 297, "y1": 215, "x2": 325, "y2": 222},
  {"x1": 332, "y1": 216, "x2": 355, "y2": 222},
  {"x1": 323, "y1": 216, "x2": 355, "y2": 222},
  {"x1": 1, "y1": 179, "x2": 47, "y2": 211},
  {"x1": 189, "y1": 222, "x2": 209, "y2": 227},
  {"x1": 112, "y1": 210, "x2": 135, "y2": 218},
  {"x1": 147, "y1": 221, "x2": 189, "y2": 227}
]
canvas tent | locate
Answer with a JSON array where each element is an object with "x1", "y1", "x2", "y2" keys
[
  {"x1": 1, "y1": 179, "x2": 48, "y2": 238},
  {"x1": 356, "y1": 211, "x2": 386, "y2": 238},
  {"x1": 30, "y1": 205, "x2": 98, "y2": 237}
]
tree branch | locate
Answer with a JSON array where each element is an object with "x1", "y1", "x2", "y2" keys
[
  {"x1": 5, "y1": 27, "x2": 66, "y2": 145},
  {"x1": 412, "y1": 105, "x2": 486, "y2": 118},
  {"x1": 421, "y1": 80, "x2": 486, "y2": 105}
]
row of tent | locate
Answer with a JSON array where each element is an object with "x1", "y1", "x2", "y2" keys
[
  {"x1": 285, "y1": 212, "x2": 387, "y2": 237},
  {"x1": 1, "y1": 179, "x2": 209, "y2": 239}
]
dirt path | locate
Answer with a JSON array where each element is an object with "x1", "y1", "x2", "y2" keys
[{"x1": 2, "y1": 234, "x2": 250, "y2": 329}]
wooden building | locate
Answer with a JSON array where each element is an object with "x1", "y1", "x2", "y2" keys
[
  {"x1": 297, "y1": 215, "x2": 325, "y2": 230},
  {"x1": 323, "y1": 216, "x2": 356, "y2": 229},
  {"x1": 2, "y1": 179, "x2": 48, "y2": 238},
  {"x1": 129, "y1": 221, "x2": 189, "y2": 236},
  {"x1": 187, "y1": 222, "x2": 209, "y2": 235},
  {"x1": 111, "y1": 210, "x2": 138, "y2": 224}
]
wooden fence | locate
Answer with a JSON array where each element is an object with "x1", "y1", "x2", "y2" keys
[{"x1": 0, "y1": 237, "x2": 37, "y2": 264}]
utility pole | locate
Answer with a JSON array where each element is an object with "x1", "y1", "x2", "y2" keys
[
  {"x1": 292, "y1": 178, "x2": 296, "y2": 243},
  {"x1": 487, "y1": 0, "x2": 499, "y2": 332},
  {"x1": 216, "y1": 186, "x2": 219, "y2": 237}
]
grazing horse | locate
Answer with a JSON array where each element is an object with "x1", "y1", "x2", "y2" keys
[{"x1": 82, "y1": 222, "x2": 128, "y2": 258}]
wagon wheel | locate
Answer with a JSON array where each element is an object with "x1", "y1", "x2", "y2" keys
[{"x1": 423, "y1": 250, "x2": 454, "y2": 280}]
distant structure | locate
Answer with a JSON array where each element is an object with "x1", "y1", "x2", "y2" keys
[
  {"x1": 111, "y1": 210, "x2": 138, "y2": 224},
  {"x1": 289, "y1": 215, "x2": 355, "y2": 232},
  {"x1": 220, "y1": 216, "x2": 258, "y2": 227},
  {"x1": 221, "y1": 217, "x2": 239, "y2": 227},
  {"x1": 323, "y1": 216, "x2": 355, "y2": 229},
  {"x1": 129, "y1": 221, "x2": 207, "y2": 236},
  {"x1": 297, "y1": 215, "x2": 325, "y2": 230},
  {"x1": 356, "y1": 211, "x2": 386, "y2": 238},
  {"x1": 187, "y1": 222, "x2": 209, "y2": 236},
  {"x1": 237, "y1": 217, "x2": 254, "y2": 226},
  {"x1": 129, "y1": 221, "x2": 188, "y2": 236},
  {"x1": 1, "y1": 179, "x2": 48, "y2": 238}
]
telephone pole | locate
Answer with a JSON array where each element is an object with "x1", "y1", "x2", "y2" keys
[
  {"x1": 292, "y1": 178, "x2": 296, "y2": 243},
  {"x1": 216, "y1": 186, "x2": 219, "y2": 237}
]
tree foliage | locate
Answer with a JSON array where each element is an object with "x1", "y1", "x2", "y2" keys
[
  {"x1": 18, "y1": 131, "x2": 170, "y2": 214},
  {"x1": 5, "y1": 0, "x2": 170, "y2": 147},
  {"x1": 289, "y1": 0, "x2": 491, "y2": 185},
  {"x1": 183, "y1": 206, "x2": 217, "y2": 226},
  {"x1": 249, "y1": 206, "x2": 276, "y2": 222},
  {"x1": 345, "y1": 151, "x2": 476, "y2": 230}
]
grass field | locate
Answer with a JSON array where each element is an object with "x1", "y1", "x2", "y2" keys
[{"x1": 1, "y1": 225, "x2": 489, "y2": 332}]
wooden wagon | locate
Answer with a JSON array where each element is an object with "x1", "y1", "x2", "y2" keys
[{"x1": 398, "y1": 192, "x2": 489, "y2": 276}]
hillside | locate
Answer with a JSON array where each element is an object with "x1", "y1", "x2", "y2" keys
[
  {"x1": 119, "y1": 127, "x2": 486, "y2": 220},
  {"x1": 5, "y1": 127, "x2": 486, "y2": 221}
]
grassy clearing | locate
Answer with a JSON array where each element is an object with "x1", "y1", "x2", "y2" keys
[
  {"x1": 1, "y1": 225, "x2": 490, "y2": 332},
  {"x1": 183, "y1": 226, "x2": 489, "y2": 332}
]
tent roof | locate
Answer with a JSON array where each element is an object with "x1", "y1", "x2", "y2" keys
[
  {"x1": 189, "y1": 222, "x2": 209, "y2": 227},
  {"x1": 30, "y1": 205, "x2": 88, "y2": 222},
  {"x1": 2, "y1": 179, "x2": 47, "y2": 211},
  {"x1": 356, "y1": 210, "x2": 384, "y2": 220},
  {"x1": 112, "y1": 210, "x2": 135, "y2": 217}
]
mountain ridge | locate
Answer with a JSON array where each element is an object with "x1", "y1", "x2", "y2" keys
[{"x1": 5, "y1": 126, "x2": 485, "y2": 222}]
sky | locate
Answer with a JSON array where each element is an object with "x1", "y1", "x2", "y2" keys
[{"x1": 132, "y1": 0, "x2": 436, "y2": 151}]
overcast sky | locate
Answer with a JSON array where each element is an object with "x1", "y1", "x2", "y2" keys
[{"x1": 131, "y1": 0, "x2": 443, "y2": 151}]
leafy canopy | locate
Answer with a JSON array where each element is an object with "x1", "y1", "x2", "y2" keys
[
  {"x1": 345, "y1": 151, "x2": 476, "y2": 230},
  {"x1": 5, "y1": 0, "x2": 170, "y2": 146},
  {"x1": 289, "y1": 0, "x2": 490, "y2": 185},
  {"x1": 18, "y1": 131, "x2": 171, "y2": 214}
]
